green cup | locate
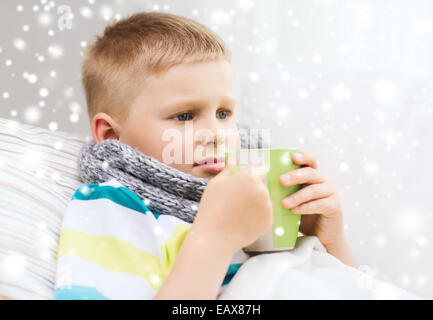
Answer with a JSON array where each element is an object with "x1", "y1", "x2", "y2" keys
[{"x1": 224, "y1": 148, "x2": 302, "y2": 252}]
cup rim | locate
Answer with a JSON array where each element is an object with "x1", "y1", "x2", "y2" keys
[{"x1": 225, "y1": 147, "x2": 299, "y2": 154}]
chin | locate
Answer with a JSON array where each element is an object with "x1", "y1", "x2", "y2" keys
[
  {"x1": 203, "y1": 172, "x2": 218, "y2": 179},
  {"x1": 191, "y1": 167, "x2": 218, "y2": 179}
]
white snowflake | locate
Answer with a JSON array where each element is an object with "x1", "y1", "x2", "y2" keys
[
  {"x1": 24, "y1": 106, "x2": 41, "y2": 123},
  {"x1": 280, "y1": 71, "x2": 291, "y2": 82},
  {"x1": 27, "y1": 73, "x2": 38, "y2": 84},
  {"x1": 69, "y1": 113, "x2": 79, "y2": 123},
  {"x1": 48, "y1": 121, "x2": 58, "y2": 131},
  {"x1": 276, "y1": 105, "x2": 290, "y2": 119},
  {"x1": 80, "y1": 6, "x2": 93, "y2": 19},
  {"x1": 331, "y1": 83, "x2": 352, "y2": 101},
  {"x1": 99, "y1": 5, "x2": 114, "y2": 21},
  {"x1": 47, "y1": 44, "x2": 63, "y2": 59},
  {"x1": 339, "y1": 162, "x2": 349, "y2": 172},
  {"x1": 38, "y1": 12, "x2": 53, "y2": 27},
  {"x1": 299, "y1": 89, "x2": 309, "y2": 99},
  {"x1": 2, "y1": 253, "x2": 27, "y2": 277},
  {"x1": 39, "y1": 88, "x2": 49, "y2": 98},
  {"x1": 274, "y1": 226, "x2": 285, "y2": 236},
  {"x1": 236, "y1": 0, "x2": 255, "y2": 11},
  {"x1": 210, "y1": 9, "x2": 232, "y2": 26},
  {"x1": 312, "y1": 53, "x2": 322, "y2": 64},
  {"x1": 312, "y1": 128, "x2": 322, "y2": 138},
  {"x1": 13, "y1": 38, "x2": 27, "y2": 51},
  {"x1": 69, "y1": 102, "x2": 82, "y2": 113},
  {"x1": 248, "y1": 71, "x2": 260, "y2": 83},
  {"x1": 374, "y1": 80, "x2": 397, "y2": 104}
]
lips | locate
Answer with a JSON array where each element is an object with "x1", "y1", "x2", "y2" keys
[
  {"x1": 193, "y1": 157, "x2": 225, "y2": 173},
  {"x1": 194, "y1": 157, "x2": 224, "y2": 166}
]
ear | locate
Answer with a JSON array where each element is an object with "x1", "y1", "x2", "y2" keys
[{"x1": 91, "y1": 112, "x2": 120, "y2": 143}]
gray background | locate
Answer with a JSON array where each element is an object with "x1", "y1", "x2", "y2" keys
[{"x1": 1, "y1": 0, "x2": 433, "y2": 298}]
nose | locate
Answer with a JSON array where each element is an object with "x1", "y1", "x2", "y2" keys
[{"x1": 194, "y1": 116, "x2": 224, "y2": 147}]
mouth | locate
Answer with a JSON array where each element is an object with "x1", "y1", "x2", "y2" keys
[
  {"x1": 193, "y1": 157, "x2": 225, "y2": 173},
  {"x1": 194, "y1": 157, "x2": 224, "y2": 166}
]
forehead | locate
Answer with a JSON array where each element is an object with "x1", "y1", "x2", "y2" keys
[
  {"x1": 149, "y1": 60, "x2": 233, "y2": 96},
  {"x1": 128, "y1": 60, "x2": 234, "y2": 119}
]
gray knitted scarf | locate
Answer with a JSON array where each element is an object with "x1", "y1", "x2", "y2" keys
[{"x1": 78, "y1": 124, "x2": 264, "y2": 224}]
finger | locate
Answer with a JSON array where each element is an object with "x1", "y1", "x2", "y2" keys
[
  {"x1": 292, "y1": 150, "x2": 319, "y2": 169},
  {"x1": 279, "y1": 166, "x2": 326, "y2": 186},
  {"x1": 281, "y1": 182, "x2": 334, "y2": 209},
  {"x1": 291, "y1": 194, "x2": 340, "y2": 216}
]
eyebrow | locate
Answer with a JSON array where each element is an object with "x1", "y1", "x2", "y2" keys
[{"x1": 163, "y1": 96, "x2": 237, "y2": 114}]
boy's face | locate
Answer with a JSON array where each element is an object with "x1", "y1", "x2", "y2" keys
[{"x1": 92, "y1": 60, "x2": 240, "y2": 180}]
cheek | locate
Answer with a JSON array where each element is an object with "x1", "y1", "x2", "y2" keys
[
  {"x1": 144, "y1": 132, "x2": 173, "y2": 163},
  {"x1": 144, "y1": 126, "x2": 187, "y2": 165},
  {"x1": 121, "y1": 123, "x2": 166, "y2": 161}
]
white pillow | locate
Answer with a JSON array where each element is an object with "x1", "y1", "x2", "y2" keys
[{"x1": 0, "y1": 117, "x2": 89, "y2": 299}]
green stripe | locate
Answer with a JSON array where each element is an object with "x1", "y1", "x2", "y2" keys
[
  {"x1": 222, "y1": 263, "x2": 242, "y2": 286},
  {"x1": 72, "y1": 183, "x2": 151, "y2": 215}
]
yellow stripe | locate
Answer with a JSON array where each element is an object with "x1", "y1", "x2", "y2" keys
[
  {"x1": 159, "y1": 225, "x2": 191, "y2": 280},
  {"x1": 58, "y1": 225, "x2": 191, "y2": 290}
]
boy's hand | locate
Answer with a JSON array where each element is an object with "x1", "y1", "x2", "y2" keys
[
  {"x1": 194, "y1": 163, "x2": 274, "y2": 255},
  {"x1": 279, "y1": 150, "x2": 344, "y2": 249}
]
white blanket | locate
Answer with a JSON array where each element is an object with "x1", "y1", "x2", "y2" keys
[{"x1": 218, "y1": 236, "x2": 422, "y2": 300}]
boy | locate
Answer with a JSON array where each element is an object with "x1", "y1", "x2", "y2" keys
[{"x1": 54, "y1": 12, "x2": 356, "y2": 300}]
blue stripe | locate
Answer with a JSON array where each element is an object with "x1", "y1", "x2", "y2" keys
[
  {"x1": 72, "y1": 183, "x2": 154, "y2": 216},
  {"x1": 55, "y1": 285, "x2": 109, "y2": 300},
  {"x1": 222, "y1": 263, "x2": 242, "y2": 286}
]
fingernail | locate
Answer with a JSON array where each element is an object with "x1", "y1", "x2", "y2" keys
[
  {"x1": 294, "y1": 152, "x2": 303, "y2": 161},
  {"x1": 282, "y1": 197, "x2": 293, "y2": 207},
  {"x1": 280, "y1": 174, "x2": 291, "y2": 185}
]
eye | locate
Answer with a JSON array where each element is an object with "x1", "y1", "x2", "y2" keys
[
  {"x1": 174, "y1": 112, "x2": 193, "y2": 121},
  {"x1": 217, "y1": 110, "x2": 230, "y2": 119}
]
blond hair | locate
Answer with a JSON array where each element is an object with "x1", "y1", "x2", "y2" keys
[{"x1": 82, "y1": 12, "x2": 231, "y2": 125}]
